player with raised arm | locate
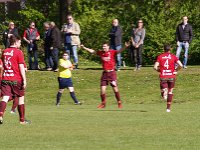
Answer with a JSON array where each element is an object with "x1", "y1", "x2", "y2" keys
[
  {"x1": 81, "y1": 42, "x2": 130, "y2": 108},
  {"x1": 154, "y1": 44, "x2": 183, "y2": 112}
]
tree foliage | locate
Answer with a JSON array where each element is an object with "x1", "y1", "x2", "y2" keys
[{"x1": 1, "y1": 0, "x2": 200, "y2": 65}]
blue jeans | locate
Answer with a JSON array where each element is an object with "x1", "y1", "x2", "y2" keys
[
  {"x1": 44, "y1": 47, "x2": 54, "y2": 68},
  {"x1": 176, "y1": 42, "x2": 189, "y2": 66},
  {"x1": 64, "y1": 44, "x2": 78, "y2": 64},
  {"x1": 110, "y1": 45, "x2": 122, "y2": 69},
  {"x1": 51, "y1": 48, "x2": 59, "y2": 70},
  {"x1": 27, "y1": 43, "x2": 38, "y2": 70}
]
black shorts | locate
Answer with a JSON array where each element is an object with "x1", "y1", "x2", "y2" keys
[{"x1": 58, "y1": 77, "x2": 73, "y2": 89}]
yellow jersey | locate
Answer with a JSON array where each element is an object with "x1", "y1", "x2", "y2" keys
[{"x1": 58, "y1": 59, "x2": 72, "y2": 78}]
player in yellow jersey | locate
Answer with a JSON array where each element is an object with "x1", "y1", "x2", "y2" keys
[{"x1": 56, "y1": 52, "x2": 82, "y2": 106}]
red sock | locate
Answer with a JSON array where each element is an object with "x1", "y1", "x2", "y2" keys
[
  {"x1": 114, "y1": 92, "x2": 121, "y2": 102},
  {"x1": 18, "y1": 104, "x2": 25, "y2": 122},
  {"x1": 167, "y1": 94, "x2": 173, "y2": 109},
  {"x1": 0, "y1": 101, "x2": 7, "y2": 117},
  {"x1": 11, "y1": 97, "x2": 19, "y2": 112},
  {"x1": 100, "y1": 94, "x2": 106, "y2": 104}
]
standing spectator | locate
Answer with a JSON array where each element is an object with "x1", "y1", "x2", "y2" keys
[
  {"x1": 81, "y1": 42, "x2": 130, "y2": 108},
  {"x1": 3, "y1": 22, "x2": 19, "y2": 48},
  {"x1": 0, "y1": 35, "x2": 30, "y2": 124},
  {"x1": 63, "y1": 14, "x2": 81, "y2": 69},
  {"x1": 56, "y1": 52, "x2": 82, "y2": 106},
  {"x1": 154, "y1": 44, "x2": 183, "y2": 112},
  {"x1": 23, "y1": 21, "x2": 40, "y2": 70},
  {"x1": 109, "y1": 19, "x2": 123, "y2": 71},
  {"x1": 131, "y1": 19, "x2": 145, "y2": 71},
  {"x1": 50, "y1": 22, "x2": 61, "y2": 72},
  {"x1": 176, "y1": 16, "x2": 193, "y2": 69},
  {"x1": 43, "y1": 22, "x2": 53, "y2": 71}
]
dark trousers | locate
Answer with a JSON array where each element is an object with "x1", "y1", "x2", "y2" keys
[
  {"x1": 51, "y1": 48, "x2": 59, "y2": 70},
  {"x1": 130, "y1": 44, "x2": 143, "y2": 67},
  {"x1": 27, "y1": 43, "x2": 38, "y2": 70},
  {"x1": 44, "y1": 47, "x2": 53, "y2": 68}
]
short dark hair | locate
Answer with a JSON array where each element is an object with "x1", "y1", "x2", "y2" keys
[
  {"x1": 9, "y1": 35, "x2": 21, "y2": 46},
  {"x1": 164, "y1": 44, "x2": 171, "y2": 52}
]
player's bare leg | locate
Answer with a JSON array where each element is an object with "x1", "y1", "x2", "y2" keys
[
  {"x1": 97, "y1": 86, "x2": 107, "y2": 108},
  {"x1": 68, "y1": 87, "x2": 82, "y2": 105},
  {"x1": 112, "y1": 82, "x2": 122, "y2": 108},
  {"x1": 56, "y1": 89, "x2": 64, "y2": 106},
  {"x1": 166, "y1": 88, "x2": 174, "y2": 112}
]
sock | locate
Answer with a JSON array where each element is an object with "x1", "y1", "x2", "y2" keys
[
  {"x1": 70, "y1": 92, "x2": 78, "y2": 103},
  {"x1": 0, "y1": 101, "x2": 7, "y2": 117},
  {"x1": 100, "y1": 94, "x2": 106, "y2": 104},
  {"x1": 11, "y1": 97, "x2": 19, "y2": 112},
  {"x1": 114, "y1": 92, "x2": 121, "y2": 102},
  {"x1": 56, "y1": 92, "x2": 62, "y2": 104},
  {"x1": 167, "y1": 94, "x2": 173, "y2": 109},
  {"x1": 18, "y1": 104, "x2": 25, "y2": 122}
]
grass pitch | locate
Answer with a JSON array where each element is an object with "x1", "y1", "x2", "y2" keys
[{"x1": 0, "y1": 65, "x2": 200, "y2": 150}]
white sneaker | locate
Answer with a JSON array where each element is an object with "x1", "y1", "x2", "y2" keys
[
  {"x1": 166, "y1": 109, "x2": 171, "y2": 112},
  {"x1": 183, "y1": 66, "x2": 187, "y2": 69}
]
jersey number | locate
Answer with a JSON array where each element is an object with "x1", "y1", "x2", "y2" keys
[{"x1": 164, "y1": 59, "x2": 169, "y2": 69}]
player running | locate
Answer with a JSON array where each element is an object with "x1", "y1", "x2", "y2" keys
[
  {"x1": 81, "y1": 42, "x2": 130, "y2": 108},
  {"x1": 154, "y1": 44, "x2": 183, "y2": 112}
]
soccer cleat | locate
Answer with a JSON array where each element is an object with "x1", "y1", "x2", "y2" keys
[
  {"x1": 20, "y1": 120, "x2": 31, "y2": 125},
  {"x1": 118, "y1": 101, "x2": 123, "y2": 108},
  {"x1": 56, "y1": 102, "x2": 60, "y2": 107},
  {"x1": 75, "y1": 101, "x2": 82, "y2": 105},
  {"x1": 166, "y1": 109, "x2": 171, "y2": 112},
  {"x1": 97, "y1": 103, "x2": 106, "y2": 108},
  {"x1": 0, "y1": 117, "x2": 3, "y2": 124}
]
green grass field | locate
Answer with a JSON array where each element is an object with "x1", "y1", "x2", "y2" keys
[{"x1": 1, "y1": 64, "x2": 200, "y2": 150}]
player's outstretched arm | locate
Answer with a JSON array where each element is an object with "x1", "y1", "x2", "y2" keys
[
  {"x1": 80, "y1": 44, "x2": 96, "y2": 54},
  {"x1": 117, "y1": 42, "x2": 131, "y2": 54},
  {"x1": 154, "y1": 62, "x2": 160, "y2": 72}
]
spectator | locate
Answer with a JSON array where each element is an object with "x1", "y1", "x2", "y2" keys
[
  {"x1": 3, "y1": 22, "x2": 19, "y2": 48},
  {"x1": 131, "y1": 19, "x2": 145, "y2": 71},
  {"x1": 176, "y1": 16, "x2": 193, "y2": 69},
  {"x1": 109, "y1": 19, "x2": 123, "y2": 71},
  {"x1": 23, "y1": 21, "x2": 40, "y2": 70},
  {"x1": 50, "y1": 22, "x2": 61, "y2": 72},
  {"x1": 43, "y1": 22, "x2": 53, "y2": 71},
  {"x1": 63, "y1": 14, "x2": 81, "y2": 69}
]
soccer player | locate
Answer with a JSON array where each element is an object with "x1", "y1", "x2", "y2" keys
[
  {"x1": 81, "y1": 42, "x2": 130, "y2": 108},
  {"x1": 154, "y1": 44, "x2": 183, "y2": 112},
  {"x1": 56, "y1": 52, "x2": 82, "y2": 106},
  {"x1": 0, "y1": 35, "x2": 30, "y2": 124}
]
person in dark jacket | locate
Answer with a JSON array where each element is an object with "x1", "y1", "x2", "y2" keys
[
  {"x1": 23, "y1": 21, "x2": 40, "y2": 70},
  {"x1": 50, "y1": 22, "x2": 61, "y2": 72},
  {"x1": 43, "y1": 22, "x2": 53, "y2": 70},
  {"x1": 109, "y1": 19, "x2": 123, "y2": 71},
  {"x1": 176, "y1": 16, "x2": 193, "y2": 69},
  {"x1": 3, "y1": 22, "x2": 19, "y2": 48}
]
